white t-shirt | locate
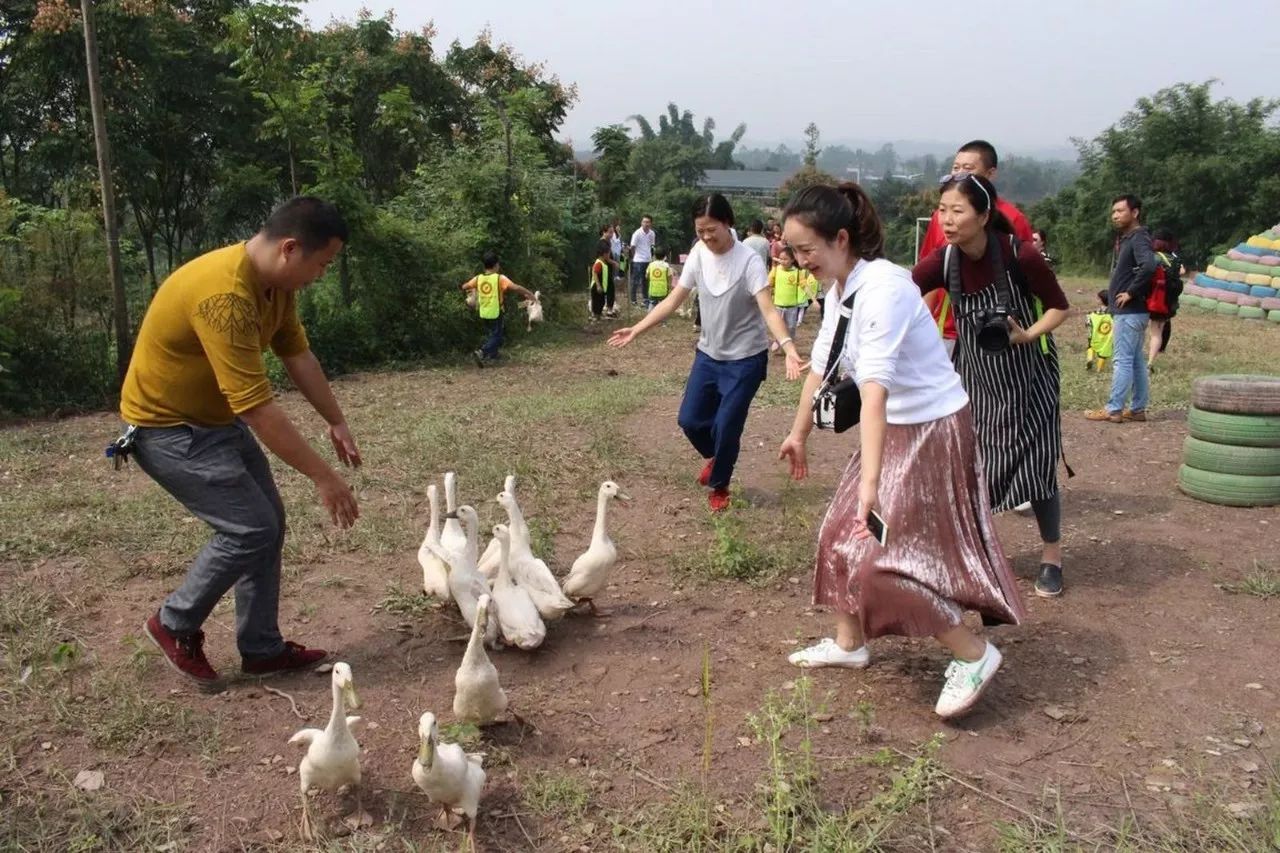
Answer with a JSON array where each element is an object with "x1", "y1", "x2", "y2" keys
[
  {"x1": 610, "y1": 232, "x2": 622, "y2": 259},
  {"x1": 810, "y1": 258, "x2": 967, "y2": 425},
  {"x1": 630, "y1": 227, "x2": 656, "y2": 262},
  {"x1": 679, "y1": 241, "x2": 770, "y2": 361}
]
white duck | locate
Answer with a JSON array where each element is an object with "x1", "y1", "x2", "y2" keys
[
  {"x1": 453, "y1": 594, "x2": 508, "y2": 725},
  {"x1": 524, "y1": 290, "x2": 544, "y2": 331},
  {"x1": 288, "y1": 662, "x2": 363, "y2": 840},
  {"x1": 411, "y1": 711, "x2": 485, "y2": 849},
  {"x1": 417, "y1": 483, "x2": 451, "y2": 600},
  {"x1": 477, "y1": 475, "x2": 519, "y2": 581},
  {"x1": 489, "y1": 524, "x2": 545, "y2": 650},
  {"x1": 562, "y1": 481, "x2": 631, "y2": 613},
  {"x1": 440, "y1": 472, "x2": 467, "y2": 558},
  {"x1": 496, "y1": 490, "x2": 575, "y2": 621},
  {"x1": 422, "y1": 506, "x2": 500, "y2": 648}
]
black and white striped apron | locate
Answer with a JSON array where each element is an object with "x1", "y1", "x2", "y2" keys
[{"x1": 949, "y1": 246, "x2": 1062, "y2": 513}]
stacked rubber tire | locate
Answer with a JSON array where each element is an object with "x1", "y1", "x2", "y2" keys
[
  {"x1": 1179, "y1": 375, "x2": 1280, "y2": 507},
  {"x1": 1181, "y1": 225, "x2": 1280, "y2": 322}
]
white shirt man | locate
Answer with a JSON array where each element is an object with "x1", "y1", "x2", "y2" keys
[{"x1": 628, "y1": 216, "x2": 657, "y2": 304}]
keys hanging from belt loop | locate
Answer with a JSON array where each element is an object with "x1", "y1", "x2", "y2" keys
[{"x1": 105, "y1": 425, "x2": 138, "y2": 471}]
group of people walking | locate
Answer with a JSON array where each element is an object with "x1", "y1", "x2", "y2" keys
[
  {"x1": 120, "y1": 134, "x2": 1168, "y2": 723},
  {"x1": 614, "y1": 138, "x2": 1085, "y2": 718}
]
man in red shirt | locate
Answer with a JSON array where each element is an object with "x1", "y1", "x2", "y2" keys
[{"x1": 919, "y1": 140, "x2": 1034, "y2": 349}]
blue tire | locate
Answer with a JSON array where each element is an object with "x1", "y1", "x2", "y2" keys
[
  {"x1": 1196, "y1": 274, "x2": 1232, "y2": 291},
  {"x1": 1237, "y1": 243, "x2": 1266, "y2": 256},
  {"x1": 1249, "y1": 285, "x2": 1278, "y2": 298},
  {"x1": 1225, "y1": 282, "x2": 1251, "y2": 294}
]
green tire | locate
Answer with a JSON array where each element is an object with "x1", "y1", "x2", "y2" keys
[
  {"x1": 1178, "y1": 464, "x2": 1280, "y2": 507},
  {"x1": 1187, "y1": 406, "x2": 1280, "y2": 447},
  {"x1": 1239, "y1": 305, "x2": 1266, "y2": 319},
  {"x1": 1269, "y1": 310, "x2": 1280, "y2": 323},
  {"x1": 1215, "y1": 302, "x2": 1239, "y2": 315},
  {"x1": 1183, "y1": 437, "x2": 1280, "y2": 475},
  {"x1": 1182, "y1": 295, "x2": 1202, "y2": 309}
]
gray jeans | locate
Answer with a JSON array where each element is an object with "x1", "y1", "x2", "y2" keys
[{"x1": 133, "y1": 421, "x2": 286, "y2": 660}]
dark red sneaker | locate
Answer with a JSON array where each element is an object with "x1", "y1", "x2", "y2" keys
[
  {"x1": 143, "y1": 612, "x2": 220, "y2": 686},
  {"x1": 242, "y1": 641, "x2": 328, "y2": 676},
  {"x1": 708, "y1": 488, "x2": 731, "y2": 512},
  {"x1": 698, "y1": 458, "x2": 715, "y2": 487}
]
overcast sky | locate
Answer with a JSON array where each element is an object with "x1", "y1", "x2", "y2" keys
[{"x1": 301, "y1": 0, "x2": 1280, "y2": 158}]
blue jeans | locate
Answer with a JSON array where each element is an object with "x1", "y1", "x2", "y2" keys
[
  {"x1": 630, "y1": 261, "x2": 650, "y2": 304},
  {"x1": 677, "y1": 349, "x2": 768, "y2": 490},
  {"x1": 1106, "y1": 313, "x2": 1150, "y2": 414},
  {"x1": 481, "y1": 316, "x2": 505, "y2": 359},
  {"x1": 133, "y1": 422, "x2": 287, "y2": 660}
]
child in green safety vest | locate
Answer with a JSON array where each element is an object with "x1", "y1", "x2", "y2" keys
[
  {"x1": 768, "y1": 246, "x2": 811, "y2": 352},
  {"x1": 589, "y1": 239, "x2": 614, "y2": 322},
  {"x1": 645, "y1": 247, "x2": 672, "y2": 311},
  {"x1": 1085, "y1": 289, "x2": 1113, "y2": 372},
  {"x1": 796, "y1": 262, "x2": 821, "y2": 325},
  {"x1": 460, "y1": 250, "x2": 535, "y2": 367}
]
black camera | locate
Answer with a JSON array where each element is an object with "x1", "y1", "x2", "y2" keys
[{"x1": 973, "y1": 306, "x2": 1012, "y2": 353}]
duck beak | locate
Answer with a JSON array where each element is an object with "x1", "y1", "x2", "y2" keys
[
  {"x1": 615, "y1": 491, "x2": 632, "y2": 502},
  {"x1": 343, "y1": 683, "x2": 361, "y2": 710},
  {"x1": 443, "y1": 511, "x2": 459, "y2": 520},
  {"x1": 417, "y1": 736, "x2": 434, "y2": 767}
]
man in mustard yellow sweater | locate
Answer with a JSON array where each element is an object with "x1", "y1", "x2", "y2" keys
[{"x1": 122, "y1": 197, "x2": 360, "y2": 687}]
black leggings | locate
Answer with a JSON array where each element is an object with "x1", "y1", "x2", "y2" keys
[
  {"x1": 590, "y1": 288, "x2": 606, "y2": 318},
  {"x1": 1031, "y1": 490, "x2": 1061, "y2": 543}
]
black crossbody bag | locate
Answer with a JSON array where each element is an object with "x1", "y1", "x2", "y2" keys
[{"x1": 811, "y1": 289, "x2": 861, "y2": 433}]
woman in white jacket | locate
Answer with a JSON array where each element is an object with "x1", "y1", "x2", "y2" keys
[{"x1": 777, "y1": 183, "x2": 1025, "y2": 719}]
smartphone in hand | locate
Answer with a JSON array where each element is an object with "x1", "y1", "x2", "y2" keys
[{"x1": 865, "y1": 509, "x2": 889, "y2": 546}]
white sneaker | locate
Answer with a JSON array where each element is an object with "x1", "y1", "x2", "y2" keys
[
  {"x1": 934, "y1": 642, "x2": 1002, "y2": 718},
  {"x1": 1013, "y1": 501, "x2": 1034, "y2": 516},
  {"x1": 788, "y1": 638, "x2": 870, "y2": 669}
]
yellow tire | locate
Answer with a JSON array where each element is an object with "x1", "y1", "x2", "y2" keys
[
  {"x1": 1245, "y1": 272, "x2": 1272, "y2": 286},
  {"x1": 1225, "y1": 271, "x2": 1248, "y2": 283},
  {"x1": 1206, "y1": 264, "x2": 1228, "y2": 279}
]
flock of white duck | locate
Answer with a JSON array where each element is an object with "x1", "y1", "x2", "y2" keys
[{"x1": 287, "y1": 471, "x2": 629, "y2": 844}]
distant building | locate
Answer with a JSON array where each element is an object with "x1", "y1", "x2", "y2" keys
[{"x1": 698, "y1": 169, "x2": 796, "y2": 202}]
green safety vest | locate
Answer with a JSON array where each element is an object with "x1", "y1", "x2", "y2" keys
[
  {"x1": 773, "y1": 268, "x2": 804, "y2": 307},
  {"x1": 594, "y1": 261, "x2": 611, "y2": 292},
  {"x1": 475, "y1": 272, "x2": 502, "y2": 319},
  {"x1": 1087, "y1": 311, "x2": 1114, "y2": 359},
  {"x1": 647, "y1": 262, "x2": 670, "y2": 298}
]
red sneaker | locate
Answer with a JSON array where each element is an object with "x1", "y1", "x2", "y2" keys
[
  {"x1": 698, "y1": 458, "x2": 715, "y2": 487},
  {"x1": 242, "y1": 641, "x2": 328, "y2": 676},
  {"x1": 144, "y1": 612, "x2": 220, "y2": 686},
  {"x1": 708, "y1": 488, "x2": 731, "y2": 512}
]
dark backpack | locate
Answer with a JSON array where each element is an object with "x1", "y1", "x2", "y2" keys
[{"x1": 1146, "y1": 251, "x2": 1182, "y2": 316}]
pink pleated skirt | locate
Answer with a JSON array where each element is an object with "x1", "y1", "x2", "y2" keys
[{"x1": 813, "y1": 405, "x2": 1026, "y2": 639}]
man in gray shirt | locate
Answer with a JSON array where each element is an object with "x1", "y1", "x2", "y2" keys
[
  {"x1": 742, "y1": 219, "x2": 772, "y2": 269},
  {"x1": 1087, "y1": 194, "x2": 1158, "y2": 424}
]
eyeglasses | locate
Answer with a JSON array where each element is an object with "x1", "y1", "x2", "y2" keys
[{"x1": 938, "y1": 172, "x2": 992, "y2": 210}]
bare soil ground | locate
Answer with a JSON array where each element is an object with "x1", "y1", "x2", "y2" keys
[{"x1": 2, "y1": 289, "x2": 1279, "y2": 852}]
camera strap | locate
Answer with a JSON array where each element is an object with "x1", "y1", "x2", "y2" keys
[{"x1": 943, "y1": 231, "x2": 1015, "y2": 312}]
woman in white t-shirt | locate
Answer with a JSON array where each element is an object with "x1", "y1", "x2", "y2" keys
[
  {"x1": 777, "y1": 183, "x2": 1025, "y2": 720},
  {"x1": 610, "y1": 194, "x2": 803, "y2": 512}
]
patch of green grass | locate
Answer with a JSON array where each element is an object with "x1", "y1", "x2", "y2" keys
[
  {"x1": 613, "y1": 678, "x2": 942, "y2": 852},
  {"x1": 1220, "y1": 561, "x2": 1280, "y2": 600},
  {"x1": 1055, "y1": 283, "x2": 1280, "y2": 412},
  {"x1": 995, "y1": 773, "x2": 1280, "y2": 852},
  {"x1": 675, "y1": 510, "x2": 810, "y2": 586},
  {"x1": 522, "y1": 770, "x2": 592, "y2": 821},
  {"x1": 0, "y1": 787, "x2": 192, "y2": 853},
  {"x1": 375, "y1": 582, "x2": 436, "y2": 618}
]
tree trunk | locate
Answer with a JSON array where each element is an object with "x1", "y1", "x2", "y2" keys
[{"x1": 81, "y1": 0, "x2": 131, "y2": 387}]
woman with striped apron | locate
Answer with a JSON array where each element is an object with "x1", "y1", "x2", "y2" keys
[{"x1": 913, "y1": 174, "x2": 1071, "y2": 599}]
